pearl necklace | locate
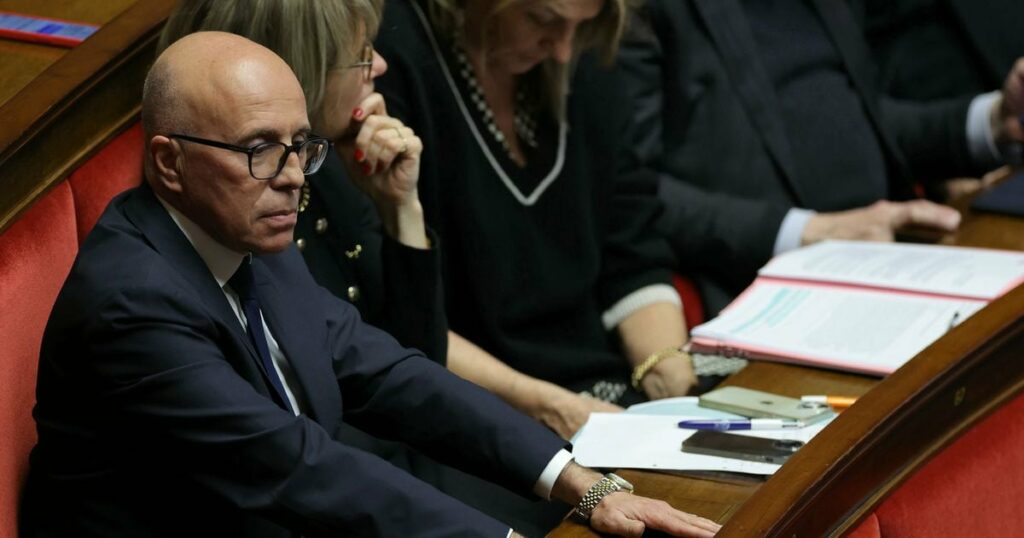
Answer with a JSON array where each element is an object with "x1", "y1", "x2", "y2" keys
[{"x1": 452, "y1": 43, "x2": 538, "y2": 162}]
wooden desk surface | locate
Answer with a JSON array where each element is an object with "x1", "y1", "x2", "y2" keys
[
  {"x1": 0, "y1": 0, "x2": 135, "y2": 107},
  {"x1": 549, "y1": 183, "x2": 1024, "y2": 537}
]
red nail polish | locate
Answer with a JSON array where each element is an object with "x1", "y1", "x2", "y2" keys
[
  {"x1": 353, "y1": 107, "x2": 363, "y2": 119},
  {"x1": 354, "y1": 148, "x2": 365, "y2": 161}
]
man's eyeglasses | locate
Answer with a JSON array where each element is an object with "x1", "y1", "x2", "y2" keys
[
  {"x1": 169, "y1": 134, "x2": 332, "y2": 180},
  {"x1": 346, "y1": 42, "x2": 374, "y2": 82}
]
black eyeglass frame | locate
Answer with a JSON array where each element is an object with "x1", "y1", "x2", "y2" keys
[
  {"x1": 345, "y1": 42, "x2": 374, "y2": 82},
  {"x1": 168, "y1": 133, "x2": 333, "y2": 180}
]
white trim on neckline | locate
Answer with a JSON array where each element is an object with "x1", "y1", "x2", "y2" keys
[{"x1": 410, "y1": 2, "x2": 568, "y2": 207}]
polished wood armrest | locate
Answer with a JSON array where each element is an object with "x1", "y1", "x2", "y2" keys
[{"x1": 0, "y1": 0, "x2": 176, "y2": 233}]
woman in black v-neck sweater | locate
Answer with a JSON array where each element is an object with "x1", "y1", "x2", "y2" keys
[{"x1": 376, "y1": 0, "x2": 695, "y2": 440}]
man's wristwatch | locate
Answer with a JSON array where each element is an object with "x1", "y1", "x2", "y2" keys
[{"x1": 574, "y1": 473, "x2": 634, "y2": 521}]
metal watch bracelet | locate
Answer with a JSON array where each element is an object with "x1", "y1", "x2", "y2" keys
[{"x1": 574, "y1": 473, "x2": 634, "y2": 521}]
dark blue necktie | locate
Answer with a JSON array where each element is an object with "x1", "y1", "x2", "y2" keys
[{"x1": 228, "y1": 260, "x2": 293, "y2": 413}]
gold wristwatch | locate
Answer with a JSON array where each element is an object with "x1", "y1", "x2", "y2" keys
[{"x1": 574, "y1": 473, "x2": 634, "y2": 521}]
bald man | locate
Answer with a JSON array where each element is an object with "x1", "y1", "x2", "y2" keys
[{"x1": 19, "y1": 33, "x2": 719, "y2": 538}]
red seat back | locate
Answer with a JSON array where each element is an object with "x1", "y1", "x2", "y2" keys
[{"x1": 0, "y1": 123, "x2": 142, "y2": 538}]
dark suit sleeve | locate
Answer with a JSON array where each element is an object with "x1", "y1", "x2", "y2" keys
[
  {"x1": 80, "y1": 281, "x2": 548, "y2": 537},
  {"x1": 315, "y1": 279, "x2": 565, "y2": 494},
  {"x1": 879, "y1": 95, "x2": 983, "y2": 182},
  {"x1": 618, "y1": 8, "x2": 789, "y2": 277},
  {"x1": 380, "y1": 228, "x2": 448, "y2": 363}
]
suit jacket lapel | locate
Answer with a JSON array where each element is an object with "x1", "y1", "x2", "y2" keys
[
  {"x1": 253, "y1": 259, "x2": 342, "y2": 426},
  {"x1": 122, "y1": 185, "x2": 286, "y2": 403},
  {"x1": 692, "y1": 0, "x2": 806, "y2": 204}
]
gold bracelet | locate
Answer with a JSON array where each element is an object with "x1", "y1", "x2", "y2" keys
[{"x1": 631, "y1": 346, "x2": 687, "y2": 391}]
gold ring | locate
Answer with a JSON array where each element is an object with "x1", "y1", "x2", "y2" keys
[{"x1": 394, "y1": 127, "x2": 408, "y2": 153}]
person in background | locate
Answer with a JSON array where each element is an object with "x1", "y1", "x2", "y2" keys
[
  {"x1": 19, "y1": 31, "x2": 721, "y2": 538},
  {"x1": 375, "y1": 2, "x2": 698, "y2": 531},
  {"x1": 159, "y1": 0, "x2": 447, "y2": 363},
  {"x1": 619, "y1": 0, "x2": 1024, "y2": 315},
  {"x1": 377, "y1": 0, "x2": 695, "y2": 438}
]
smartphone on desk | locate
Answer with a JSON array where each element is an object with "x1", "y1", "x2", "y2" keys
[
  {"x1": 699, "y1": 386, "x2": 831, "y2": 424},
  {"x1": 682, "y1": 430, "x2": 804, "y2": 464}
]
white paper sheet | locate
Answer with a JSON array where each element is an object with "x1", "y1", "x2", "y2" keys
[
  {"x1": 759, "y1": 240, "x2": 1024, "y2": 300},
  {"x1": 691, "y1": 281, "x2": 986, "y2": 374},
  {"x1": 572, "y1": 413, "x2": 833, "y2": 475}
]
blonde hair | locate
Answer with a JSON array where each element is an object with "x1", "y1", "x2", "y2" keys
[
  {"x1": 427, "y1": 0, "x2": 631, "y2": 119},
  {"x1": 159, "y1": 0, "x2": 383, "y2": 115}
]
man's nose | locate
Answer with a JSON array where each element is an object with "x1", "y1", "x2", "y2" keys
[{"x1": 273, "y1": 151, "x2": 306, "y2": 190}]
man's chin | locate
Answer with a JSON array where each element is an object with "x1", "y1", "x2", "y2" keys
[{"x1": 250, "y1": 233, "x2": 297, "y2": 255}]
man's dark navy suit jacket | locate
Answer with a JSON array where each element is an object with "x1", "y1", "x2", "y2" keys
[{"x1": 20, "y1": 184, "x2": 565, "y2": 537}]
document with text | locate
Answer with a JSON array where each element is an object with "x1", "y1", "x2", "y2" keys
[{"x1": 690, "y1": 241, "x2": 1024, "y2": 375}]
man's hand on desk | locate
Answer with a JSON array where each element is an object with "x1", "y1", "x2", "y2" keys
[
  {"x1": 801, "y1": 199, "x2": 961, "y2": 245},
  {"x1": 589, "y1": 493, "x2": 720, "y2": 538},
  {"x1": 549, "y1": 462, "x2": 721, "y2": 538}
]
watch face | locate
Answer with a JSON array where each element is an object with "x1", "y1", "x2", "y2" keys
[{"x1": 608, "y1": 473, "x2": 634, "y2": 491}]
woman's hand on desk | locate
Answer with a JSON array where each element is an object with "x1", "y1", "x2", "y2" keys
[
  {"x1": 528, "y1": 383, "x2": 623, "y2": 440},
  {"x1": 591, "y1": 492, "x2": 721, "y2": 538}
]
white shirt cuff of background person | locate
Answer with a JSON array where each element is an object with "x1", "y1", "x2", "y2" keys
[
  {"x1": 773, "y1": 207, "x2": 817, "y2": 256},
  {"x1": 968, "y1": 91, "x2": 1004, "y2": 167},
  {"x1": 601, "y1": 284, "x2": 682, "y2": 330},
  {"x1": 968, "y1": 90, "x2": 1024, "y2": 166}
]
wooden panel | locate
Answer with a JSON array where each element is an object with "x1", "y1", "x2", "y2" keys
[
  {"x1": 0, "y1": 0, "x2": 176, "y2": 234},
  {"x1": 0, "y1": 0, "x2": 135, "y2": 106}
]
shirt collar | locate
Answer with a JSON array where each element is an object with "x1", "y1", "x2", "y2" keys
[{"x1": 156, "y1": 195, "x2": 248, "y2": 288}]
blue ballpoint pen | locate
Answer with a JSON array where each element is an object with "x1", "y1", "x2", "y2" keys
[{"x1": 678, "y1": 418, "x2": 804, "y2": 431}]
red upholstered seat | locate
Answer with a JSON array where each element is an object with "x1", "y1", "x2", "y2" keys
[
  {"x1": 0, "y1": 123, "x2": 143, "y2": 538},
  {"x1": 0, "y1": 182, "x2": 78, "y2": 538},
  {"x1": 848, "y1": 393, "x2": 1024, "y2": 537}
]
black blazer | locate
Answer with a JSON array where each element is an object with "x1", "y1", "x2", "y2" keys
[
  {"x1": 21, "y1": 184, "x2": 564, "y2": 537},
  {"x1": 621, "y1": 0, "x2": 981, "y2": 313},
  {"x1": 866, "y1": 0, "x2": 1024, "y2": 100},
  {"x1": 295, "y1": 151, "x2": 448, "y2": 362}
]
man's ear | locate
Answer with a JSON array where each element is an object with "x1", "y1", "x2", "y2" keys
[{"x1": 150, "y1": 135, "x2": 184, "y2": 193}]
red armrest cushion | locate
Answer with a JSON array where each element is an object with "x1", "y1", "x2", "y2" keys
[{"x1": 850, "y1": 393, "x2": 1024, "y2": 537}]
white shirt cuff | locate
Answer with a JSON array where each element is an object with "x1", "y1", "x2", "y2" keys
[
  {"x1": 966, "y1": 90, "x2": 1003, "y2": 167},
  {"x1": 533, "y1": 449, "x2": 574, "y2": 500},
  {"x1": 601, "y1": 284, "x2": 682, "y2": 330},
  {"x1": 773, "y1": 208, "x2": 816, "y2": 256}
]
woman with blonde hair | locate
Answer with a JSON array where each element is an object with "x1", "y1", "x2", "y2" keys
[{"x1": 376, "y1": 0, "x2": 696, "y2": 435}]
